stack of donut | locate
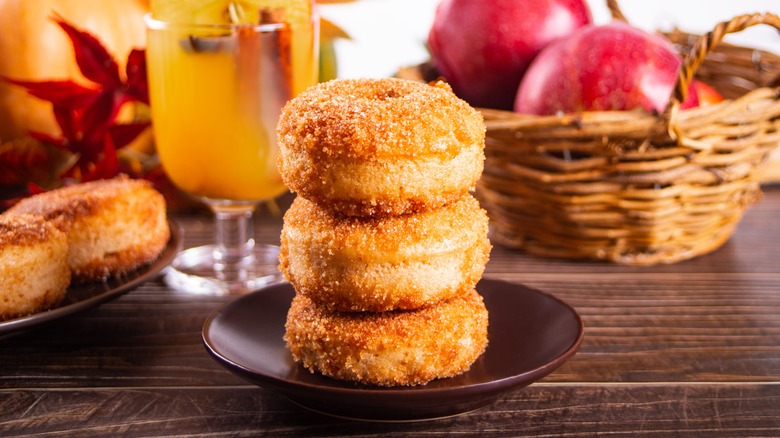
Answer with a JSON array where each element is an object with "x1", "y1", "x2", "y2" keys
[{"x1": 277, "y1": 78, "x2": 491, "y2": 387}]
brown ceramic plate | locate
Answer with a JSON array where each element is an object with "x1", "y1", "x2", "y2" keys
[
  {"x1": 0, "y1": 219, "x2": 181, "y2": 338},
  {"x1": 202, "y1": 278, "x2": 584, "y2": 422}
]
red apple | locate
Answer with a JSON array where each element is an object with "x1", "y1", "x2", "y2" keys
[
  {"x1": 693, "y1": 80, "x2": 724, "y2": 105},
  {"x1": 514, "y1": 21, "x2": 699, "y2": 115},
  {"x1": 427, "y1": 0, "x2": 591, "y2": 110}
]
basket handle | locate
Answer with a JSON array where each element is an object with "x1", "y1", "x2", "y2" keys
[
  {"x1": 607, "y1": 1, "x2": 780, "y2": 108},
  {"x1": 606, "y1": 0, "x2": 627, "y2": 22},
  {"x1": 671, "y1": 13, "x2": 780, "y2": 106}
]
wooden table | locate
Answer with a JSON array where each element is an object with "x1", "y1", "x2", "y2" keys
[{"x1": 2, "y1": 187, "x2": 780, "y2": 436}]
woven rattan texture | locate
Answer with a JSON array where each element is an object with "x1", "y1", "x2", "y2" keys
[{"x1": 476, "y1": 13, "x2": 780, "y2": 265}]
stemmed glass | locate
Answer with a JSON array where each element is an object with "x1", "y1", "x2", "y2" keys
[{"x1": 145, "y1": 11, "x2": 318, "y2": 295}]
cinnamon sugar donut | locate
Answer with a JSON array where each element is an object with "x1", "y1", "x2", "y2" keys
[
  {"x1": 277, "y1": 78, "x2": 485, "y2": 217},
  {"x1": 280, "y1": 194, "x2": 491, "y2": 312},
  {"x1": 284, "y1": 288, "x2": 489, "y2": 387},
  {"x1": 8, "y1": 176, "x2": 169, "y2": 281},
  {"x1": 0, "y1": 214, "x2": 70, "y2": 320}
]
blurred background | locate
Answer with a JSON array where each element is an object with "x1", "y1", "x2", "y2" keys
[
  {"x1": 320, "y1": 0, "x2": 780, "y2": 79},
  {"x1": 1, "y1": 0, "x2": 778, "y2": 210}
]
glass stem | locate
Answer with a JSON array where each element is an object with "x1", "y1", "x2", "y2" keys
[{"x1": 210, "y1": 202, "x2": 258, "y2": 284}]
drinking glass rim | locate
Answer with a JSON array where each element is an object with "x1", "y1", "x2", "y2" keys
[{"x1": 144, "y1": 12, "x2": 295, "y2": 32}]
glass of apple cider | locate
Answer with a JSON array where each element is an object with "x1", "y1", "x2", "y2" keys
[{"x1": 145, "y1": 2, "x2": 318, "y2": 295}]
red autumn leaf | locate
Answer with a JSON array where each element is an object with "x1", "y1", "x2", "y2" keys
[
  {"x1": 0, "y1": 78, "x2": 99, "y2": 109},
  {"x1": 27, "y1": 182, "x2": 47, "y2": 195},
  {"x1": 126, "y1": 49, "x2": 149, "y2": 104},
  {"x1": 50, "y1": 106, "x2": 79, "y2": 144},
  {"x1": 110, "y1": 122, "x2": 151, "y2": 148},
  {"x1": 0, "y1": 140, "x2": 51, "y2": 185},
  {"x1": 81, "y1": 135, "x2": 118, "y2": 181},
  {"x1": 79, "y1": 90, "x2": 119, "y2": 145},
  {"x1": 30, "y1": 130, "x2": 68, "y2": 151},
  {"x1": 51, "y1": 13, "x2": 121, "y2": 88},
  {"x1": 5, "y1": 15, "x2": 150, "y2": 153},
  {"x1": 0, "y1": 137, "x2": 71, "y2": 186},
  {"x1": 1, "y1": 13, "x2": 154, "y2": 209}
]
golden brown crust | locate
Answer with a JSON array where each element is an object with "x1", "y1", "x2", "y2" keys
[
  {"x1": 8, "y1": 175, "x2": 147, "y2": 229},
  {"x1": 284, "y1": 289, "x2": 489, "y2": 387},
  {"x1": 277, "y1": 78, "x2": 486, "y2": 217},
  {"x1": 280, "y1": 194, "x2": 491, "y2": 311},
  {"x1": 0, "y1": 214, "x2": 70, "y2": 320},
  {"x1": 0, "y1": 213, "x2": 56, "y2": 246},
  {"x1": 8, "y1": 175, "x2": 170, "y2": 281},
  {"x1": 278, "y1": 78, "x2": 483, "y2": 159}
]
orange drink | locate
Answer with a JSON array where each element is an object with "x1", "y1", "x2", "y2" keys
[
  {"x1": 147, "y1": 1, "x2": 318, "y2": 201},
  {"x1": 144, "y1": 1, "x2": 319, "y2": 294}
]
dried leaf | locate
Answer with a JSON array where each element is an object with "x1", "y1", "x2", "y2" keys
[
  {"x1": 0, "y1": 137, "x2": 72, "y2": 187},
  {"x1": 79, "y1": 91, "x2": 121, "y2": 145},
  {"x1": 51, "y1": 106, "x2": 79, "y2": 144},
  {"x1": 81, "y1": 135, "x2": 118, "y2": 181},
  {"x1": 1, "y1": 13, "x2": 160, "y2": 205},
  {"x1": 52, "y1": 13, "x2": 121, "y2": 88},
  {"x1": 0, "y1": 78, "x2": 99, "y2": 109},
  {"x1": 27, "y1": 182, "x2": 46, "y2": 195},
  {"x1": 320, "y1": 17, "x2": 350, "y2": 40},
  {"x1": 110, "y1": 122, "x2": 151, "y2": 149},
  {"x1": 126, "y1": 49, "x2": 149, "y2": 104}
]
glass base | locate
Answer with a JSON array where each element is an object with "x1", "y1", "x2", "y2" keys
[{"x1": 164, "y1": 244, "x2": 284, "y2": 296}]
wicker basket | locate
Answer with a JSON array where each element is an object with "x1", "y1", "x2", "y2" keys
[{"x1": 470, "y1": 10, "x2": 780, "y2": 266}]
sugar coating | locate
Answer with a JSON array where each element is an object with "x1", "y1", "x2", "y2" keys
[
  {"x1": 279, "y1": 77, "x2": 491, "y2": 387},
  {"x1": 7, "y1": 175, "x2": 170, "y2": 281},
  {"x1": 284, "y1": 289, "x2": 489, "y2": 387},
  {"x1": 277, "y1": 78, "x2": 486, "y2": 217},
  {"x1": 0, "y1": 214, "x2": 70, "y2": 320},
  {"x1": 280, "y1": 194, "x2": 491, "y2": 311}
]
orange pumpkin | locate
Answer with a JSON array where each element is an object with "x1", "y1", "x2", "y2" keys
[{"x1": 0, "y1": 0, "x2": 149, "y2": 142}]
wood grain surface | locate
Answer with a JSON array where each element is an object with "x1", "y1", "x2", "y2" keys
[{"x1": 2, "y1": 188, "x2": 780, "y2": 437}]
